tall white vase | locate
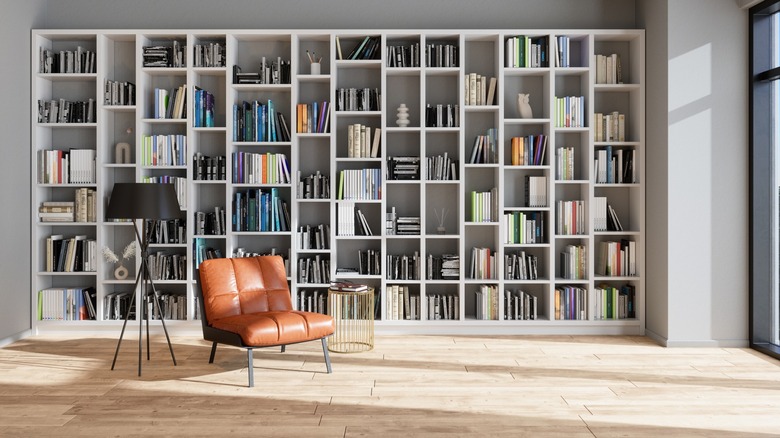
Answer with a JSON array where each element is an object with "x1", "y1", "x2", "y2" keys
[{"x1": 396, "y1": 103, "x2": 410, "y2": 127}]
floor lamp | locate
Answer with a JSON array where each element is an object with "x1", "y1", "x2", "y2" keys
[{"x1": 106, "y1": 182, "x2": 182, "y2": 376}]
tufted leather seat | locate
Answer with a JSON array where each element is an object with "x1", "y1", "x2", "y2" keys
[{"x1": 197, "y1": 256, "x2": 334, "y2": 387}]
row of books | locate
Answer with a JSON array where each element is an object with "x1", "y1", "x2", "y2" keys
[
  {"x1": 337, "y1": 168, "x2": 381, "y2": 200},
  {"x1": 386, "y1": 285, "x2": 421, "y2": 320},
  {"x1": 469, "y1": 188, "x2": 498, "y2": 223},
  {"x1": 387, "y1": 156, "x2": 420, "y2": 180},
  {"x1": 45, "y1": 235, "x2": 96, "y2": 272},
  {"x1": 298, "y1": 256, "x2": 330, "y2": 284},
  {"x1": 594, "y1": 284, "x2": 636, "y2": 319},
  {"x1": 595, "y1": 147, "x2": 635, "y2": 184},
  {"x1": 336, "y1": 202, "x2": 373, "y2": 236},
  {"x1": 48, "y1": 188, "x2": 96, "y2": 222},
  {"x1": 37, "y1": 98, "x2": 96, "y2": 123},
  {"x1": 231, "y1": 152, "x2": 291, "y2": 184},
  {"x1": 339, "y1": 35, "x2": 381, "y2": 60},
  {"x1": 232, "y1": 188, "x2": 290, "y2": 232},
  {"x1": 193, "y1": 238, "x2": 224, "y2": 269},
  {"x1": 335, "y1": 87, "x2": 380, "y2": 111},
  {"x1": 296, "y1": 101, "x2": 331, "y2": 133},
  {"x1": 232, "y1": 100, "x2": 291, "y2": 142},
  {"x1": 193, "y1": 87, "x2": 215, "y2": 127},
  {"x1": 556, "y1": 199, "x2": 587, "y2": 235},
  {"x1": 505, "y1": 289, "x2": 538, "y2": 320},
  {"x1": 298, "y1": 289, "x2": 328, "y2": 314},
  {"x1": 147, "y1": 293, "x2": 189, "y2": 321},
  {"x1": 504, "y1": 211, "x2": 545, "y2": 244},
  {"x1": 153, "y1": 86, "x2": 187, "y2": 119},
  {"x1": 147, "y1": 251, "x2": 187, "y2": 281},
  {"x1": 426, "y1": 254, "x2": 460, "y2": 280},
  {"x1": 386, "y1": 43, "x2": 420, "y2": 68},
  {"x1": 103, "y1": 291, "x2": 134, "y2": 320},
  {"x1": 425, "y1": 43, "x2": 459, "y2": 67},
  {"x1": 596, "y1": 240, "x2": 637, "y2": 277},
  {"x1": 593, "y1": 197, "x2": 624, "y2": 232},
  {"x1": 141, "y1": 134, "x2": 187, "y2": 167},
  {"x1": 425, "y1": 103, "x2": 460, "y2": 128},
  {"x1": 232, "y1": 60, "x2": 291, "y2": 85},
  {"x1": 104, "y1": 80, "x2": 135, "y2": 106},
  {"x1": 143, "y1": 43, "x2": 185, "y2": 68},
  {"x1": 510, "y1": 134, "x2": 548, "y2": 166},
  {"x1": 387, "y1": 252, "x2": 421, "y2": 280},
  {"x1": 505, "y1": 35, "x2": 548, "y2": 68},
  {"x1": 426, "y1": 153, "x2": 458, "y2": 181},
  {"x1": 469, "y1": 247, "x2": 497, "y2": 280},
  {"x1": 554, "y1": 285, "x2": 587, "y2": 320},
  {"x1": 141, "y1": 177, "x2": 186, "y2": 210},
  {"x1": 146, "y1": 218, "x2": 186, "y2": 244},
  {"x1": 505, "y1": 251, "x2": 540, "y2": 281},
  {"x1": 37, "y1": 149, "x2": 96, "y2": 184},
  {"x1": 594, "y1": 111, "x2": 626, "y2": 142},
  {"x1": 194, "y1": 207, "x2": 226, "y2": 236},
  {"x1": 193, "y1": 153, "x2": 226, "y2": 181},
  {"x1": 464, "y1": 73, "x2": 497, "y2": 106},
  {"x1": 298, "y1": 223, "x2": 330, "y2": 250},
  {"x1": 595, "y1": 53, "x2": 623, "y2": 85},
  {"x1": 39, "y1": 46, "x2": 96, "y2": 74},
  {"x1": 475, "y1": 284, "x2": 499, "y2": 320},
  {"x1": 556, "y1": 146, "x2": 576, "y2": 180},
  {"x1": 560, "y1": 244, "x2": 587, "y2": 280},
  {"x1": 297, "y1": 171, "x2": 330, "y2": 199},
  {"x1": 358, "y1": 249, "x2": 381, "y2": 275},
  {"x1": 525, "y1": 176, "x2": 549, "y2": 208},
  {"x1": 38, "y1": 287, "x2": 96, "y2": 321},
  {"x1": 468, "y1": 128, "x2": 498, "y2": 164},
  {"x1": 193, "y1": 42, "x2": 225, "y2": 68},
  {"x1": 554, "y1": 95, "x2": 585, "y2": 128},
  {"x1": 346, "y1": 124, "x2": 381, "y2": 158},
  {"x1": 428, "y1": 293, "x2": 459, "y2": 320}
]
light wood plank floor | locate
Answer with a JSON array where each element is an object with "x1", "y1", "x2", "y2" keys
[{"x1": 1, "y1": 334, "x2": 779, "y2": 437}]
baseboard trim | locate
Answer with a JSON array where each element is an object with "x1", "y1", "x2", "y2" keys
[
  {"x1": 644, "y1": 329, "x2": 748, "y2": 347},
  {"x1": 0, "y1": 329, "x2": 32, "y2": 347}
]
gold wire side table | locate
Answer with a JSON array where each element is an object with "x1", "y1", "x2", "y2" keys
[{"x1": 328, "y1": 287, "x2": 374, "y2": 353}]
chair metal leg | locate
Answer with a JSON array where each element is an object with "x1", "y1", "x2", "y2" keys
[
  {"x1": 247, "y1": 348, "x2": 254, "y2": 388},
  {"x1": 321, "y1": 337, "x2": 332, "y2": 374},
  {"x1": 209, "y1": 342, "x2": 217, "y2": 364},
  {"x1": 281, "y1": 345, "x2": 286, "y2": 353}
]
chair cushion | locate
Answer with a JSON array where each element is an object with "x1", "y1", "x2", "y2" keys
[{"x1": 211, "y1": 311, "x2": 335, "y2": 346}]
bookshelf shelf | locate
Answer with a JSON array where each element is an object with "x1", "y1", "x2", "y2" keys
[{"x1": 32, "y1": 28, "x2": 644, "y2": 335}]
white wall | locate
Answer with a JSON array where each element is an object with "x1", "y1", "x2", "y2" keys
[
  {"x1": 0, "y1": 0, "x2": 45, "y2": 344},
  {"x1": 39, "y1": 0, "x2": 636, "y2": 30},
  {"x1": 639, "y1": 0, "x2": 749, "y2": 347}
]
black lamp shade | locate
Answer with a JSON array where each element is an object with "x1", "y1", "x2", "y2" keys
[{"x1": 106, "y1": 182, "x2": 183, "y2": 220}]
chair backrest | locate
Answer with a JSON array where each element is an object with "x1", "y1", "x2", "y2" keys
[{"x1": 198, "y1": 256, "x2": 292, "y2": 324}]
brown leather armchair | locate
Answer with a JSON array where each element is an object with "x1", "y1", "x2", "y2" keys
[{"x1": 197, "y1": 256, "x2": 334, "y2": 387}]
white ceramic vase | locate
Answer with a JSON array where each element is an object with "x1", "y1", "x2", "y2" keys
[
  {"x1": 517, "y1": 93, "x2": 533, "y2": 119},
  {"x1": 396, "y1": 103, "x2": 410, "y2": 127}
]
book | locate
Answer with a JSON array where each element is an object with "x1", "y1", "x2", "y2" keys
[{"x1": 329, "y1": 281, "x2": 367, "y2": 292}]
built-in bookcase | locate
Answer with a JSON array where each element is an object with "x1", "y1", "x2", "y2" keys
[{"x1": 32, "y1": 29, "x2": 644, "y2": 335}]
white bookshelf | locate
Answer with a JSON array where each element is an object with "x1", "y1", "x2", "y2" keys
[{"x1": 31, "y1": 29, "x2": 644, "y2": 335}]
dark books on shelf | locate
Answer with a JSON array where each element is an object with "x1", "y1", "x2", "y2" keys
[
  {"x1": 336, "y1": 88, "x2": 380, "y2": 111},
  {"x1": 345, "y1": 36, "x2": 381, "y2": 60},
  {"x1": 299, "y1": 256, "x2": 330, "y2": 284},
  {"x1": 193, "y1": 153, "x2": 226, "y2": 181},
  {"x1": 143, "y1": 41, "x2": 185, "y2": 68},
  {"x1": 232, "y1": 188, "x2": 290, "y2": 232},
  {"x1": 39, "y1": 46, "x2": 96, "y2": 74},
  {"x1": 232, "y1": 59, "x2": 291, "y2": 85},
  {"x1": 425, "y1": 103, "x2": 459, "y2": 128},
  {"x1": 38, "y1": 98, "x2": 96, "y2": 124},
  {"x1": 387, "y1": 156, "x2": 420, "y2": 180},
  {"x1": 233, "y1": 100, "x2": 291, "y2": 142},
  {"x1": 425, "y1": 42, "x2": 459, "y2": 67}
]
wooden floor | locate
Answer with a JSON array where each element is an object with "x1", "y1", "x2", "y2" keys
[{"x1": 0, "y1": 334, "x2": 779, "y2": 437}]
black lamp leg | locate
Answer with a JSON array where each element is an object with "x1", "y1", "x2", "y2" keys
[
  {"x1": 111, "y1": 257, "x2": 143, "y2": 372},
  {"x1": 147, "y1": 273, "x2": 177, "y2": 366}
]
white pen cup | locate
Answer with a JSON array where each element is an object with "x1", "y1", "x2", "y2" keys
[{"x1": 310, "y1": 62, "x2": 321, "y2": 75}]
